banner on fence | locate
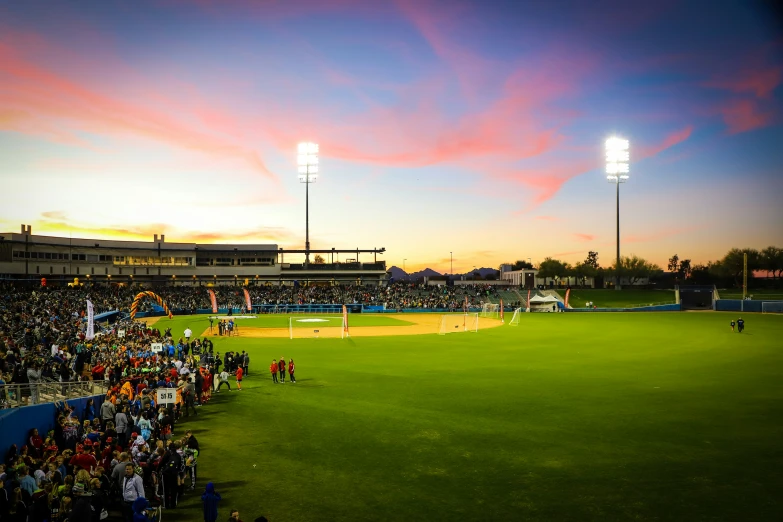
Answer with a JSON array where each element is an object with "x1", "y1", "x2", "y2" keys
[
  {"x1": 243, "y1": 288, "x2": 252, "y2": 312},
  {"x1": 208, "y1": 289, "x2": 218, "y2": 314},
  {"x1": 86, "y1": 300, "x2": 95, "y2": 340}
]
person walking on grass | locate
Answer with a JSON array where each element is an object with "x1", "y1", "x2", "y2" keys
[
  {"x1": 201, "y1": 482, "x2": 221, "y2": 522},
  {"x1": 235, "y1": 365, "x2": 243, "y2": 391},
  {"x1": 270, "y1": 360, "x2": 278, "y2": 383},
  {"x1": 737, "y1": 317, "x2": 745, "y2": 333},
  {"x1": 288, "y1": 358, "x2": 296, "y2": 383},
  {"x1": 278, "y1": 357, "x2": 286, "y2": 383}
]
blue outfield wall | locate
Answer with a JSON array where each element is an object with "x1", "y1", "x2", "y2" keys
[
  {"x1": 0, "y1": 394, "x2": 106, "y2": 454},
  {"x1": 714, "y1": 300, "x2": 764, "y2": 313},
  {"x1": 566, "y1": 304, "x2": 681, "y2": 312}
]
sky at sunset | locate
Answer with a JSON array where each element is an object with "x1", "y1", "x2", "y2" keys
[{"x1": 1, "y1": 0, "x2": 782, "y2": 274}]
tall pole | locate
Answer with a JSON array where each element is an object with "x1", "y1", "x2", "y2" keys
[
  {"x1": 616, "y1": 179, "x2": 621, "y2": 291},
  {"x1": 450, "y1": 252, "x2": 453, "y2": 275},
  {"x1": 606, "y1": 136, "x2": 629, "y2": 291},
  {"x1": 305, "y1": 173, "x2": 310, "y2": 266},
  {"x1": 298, "y1": 142, "x2": 319, "y2": 268}
]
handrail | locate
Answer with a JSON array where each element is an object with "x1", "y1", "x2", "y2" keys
[{"x1": 0, "y1": 380, "x2": 111, "y2": 409}]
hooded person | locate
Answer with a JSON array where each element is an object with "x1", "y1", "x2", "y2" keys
[
  {"x1": 201, "y1": 482, "x2": 222, "y2": 522},
  {"x1": 132, "y1": 496, "x2": 160, "y2": 522}
]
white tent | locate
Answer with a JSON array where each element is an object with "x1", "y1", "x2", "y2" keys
[{"x1": 529, "y1": 294, "x2": 561, "y2": 312}]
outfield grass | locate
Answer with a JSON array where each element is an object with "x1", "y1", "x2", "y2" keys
[
  {"x1": 157, "y1": 312, "x2": 783, "y2": 522},
  {"x1": 566, "y1": 289, "x2": 676, "y2": 308}
]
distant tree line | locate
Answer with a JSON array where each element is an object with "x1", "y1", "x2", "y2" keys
[{"x1": 505, "y1": 246, "x2": 783, "y2": 288}]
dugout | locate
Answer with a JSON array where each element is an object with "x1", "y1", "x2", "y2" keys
[{"x1": 679, "y1": 285, "x2": 714, "y2": 310}]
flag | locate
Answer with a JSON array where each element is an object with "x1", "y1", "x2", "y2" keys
[
  {"x1": 500, "y1": 299, "x2": 504, "y2": 322},
  {"x1": 208, "y1": 289, "x2": 218, "y2": 314},
  {"x1": 86, "y1": 300, "x2": 95, "y2": 340},
  {"x1": 343, "y1": 304, "x2": 349, "y2": 336},
  {"x1": 243, "y1": 288, "x2": 252, "y2": 313},
  {"x1": 526, "y1": 289, "x2": 531, "y2": 310},
  {"x1": 564, "y1": 288, "x2": 571, "y2": 308}
]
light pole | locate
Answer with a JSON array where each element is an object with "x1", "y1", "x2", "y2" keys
[
  {"x1": 450, "y1": 252, "x2": 453, "y2": 276},
  {"x1": 606, "y1": 136, "x2": 630, "y2": 291},
  {"x1": 297, "y1": 142, "x2": 319, "y2": 266}
]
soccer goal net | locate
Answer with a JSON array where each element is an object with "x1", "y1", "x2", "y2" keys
[
  {"x1": 508, "y1": 307, "x2": 523, "y2": 326},
  {"x1": 480, "y1": 303, "x2": 500, "y2": 319},
  {"x1": 289, "y1": 316, "x2": 347, "y2": 339},
  {"x1": 439, "y1": 313, "x2": 479, "y2": 335},
  {"x1": 762, "y1": 301, "x2": 783, "y2": 314}
]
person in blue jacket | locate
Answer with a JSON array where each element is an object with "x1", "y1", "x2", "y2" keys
[{"x1": 201, "y1": 482, "x2": 222, "y2": 522}]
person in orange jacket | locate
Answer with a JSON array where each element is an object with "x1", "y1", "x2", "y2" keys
[
  {"x1": 288, "y1": 359, "x2": 296, "y2": 383},
  {"x1": 235, "y1": 366, "x2": 243, "y2": 391},
  {"x1": 270, "y1": 360, "x2": 278, "y2": 383}
]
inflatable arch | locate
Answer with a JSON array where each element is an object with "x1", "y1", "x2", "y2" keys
[{"x1": 130, "y1": 291, "x2": 174, "y2": 320}]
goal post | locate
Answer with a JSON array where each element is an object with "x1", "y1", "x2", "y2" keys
[
  {"x1": 762, "y1": 301, "x2": 783, "y2": 314},
  {"x1": 508, "y1": 307, "x2": 522, "y2": 326},
  {"x1": 439, "y1": 313, "x2": 479, "y2": 335},
  {"x1": 289, "y1": 316, "x2": 347, "y2": 339},
  {"x1": 480, "y1": 303, "x2": 500, "y2": 319}
]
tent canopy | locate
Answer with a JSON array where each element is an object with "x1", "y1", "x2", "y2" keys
[{"x1": 529, "y1": 295, "x2": 559, "y2": 303}]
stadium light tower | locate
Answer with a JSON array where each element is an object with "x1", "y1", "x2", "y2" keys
[
  {"x1": 606, "y1": 136, "x2": 629, "y2": 291},
  {"x1": 297, "y1": 142, "x2": 319, "y2": 266}
]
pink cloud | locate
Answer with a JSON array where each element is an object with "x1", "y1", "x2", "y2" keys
[
  {"x1": 534, "y1": 215, "x2": 559, "y2": 221},
  {"x1": 706, "y1": 65, "x2": 782, "y2": 99},
  {"x1": 573, "y1": 233, "x2": 595, "y2": 242},
  {"x1": 638, "y1": 125, "x2": 693, "y2": 159},
  {"x1": 716, "y1": 99, "x2": 775, "y2": 135},
  {"x1": 0, "y1": 36, "x2": 281, "y2": 187}
]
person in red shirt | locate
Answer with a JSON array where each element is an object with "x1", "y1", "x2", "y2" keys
[
  {"x1": 288, "y1": 359, "x2": 296, "y2": 383},
  {"x1": 269, "y1": 360, "x2": 278, "y2": 383},
  {"x1": 235, "y1": 366, "x2": 243, "y2": 390},
  {"x1": 278, "y1": 357, "x2": 286, "y2": 383},
  {"x1": 69, "y1": 444, "x2": 98, "y2": 473}
]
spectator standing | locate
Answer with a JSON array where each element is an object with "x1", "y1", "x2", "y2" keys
[
  {"x1": 201, "y1": 482, "x2": 222, "y2": 522},
  {"x1": 121, "y1": 463, "x2": 145, "y2": 522},
  {"x1": 288, "y1": 358, "x2": 296, "y2": 384},
  {"x1": 101, "y1": 398, "x2": 116, "y2": 431},
  {"x1": 71, "y1": 482, "x2": 93, "y2": 521},
  {"x1": 270, "y1": 360, "x2": 278, "y2": 383},
  {"x1": 278, "y1": 357, "x2": 286, "y2": 383}
]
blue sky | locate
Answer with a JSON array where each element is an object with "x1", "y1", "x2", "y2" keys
[{"x1": 1, "y1": 0, "x2": 781, "y2": 272}]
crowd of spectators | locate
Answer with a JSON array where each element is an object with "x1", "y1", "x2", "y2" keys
[{"x1": 0, "y1": 281, "x2": 253, "y2": 521}]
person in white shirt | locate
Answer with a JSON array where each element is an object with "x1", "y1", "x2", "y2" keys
[
  {"x1": 184, "y1": 327, "x2": 192, "y2": 341},
  {"x1": 51, "y1": 344, "x2": 59, "y2": 357},
  {"x1": 215, "y1": 370, "x2": 231, "y2": 392}
]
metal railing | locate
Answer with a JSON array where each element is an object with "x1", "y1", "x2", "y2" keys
[{"x1": 0, "y1": 379, "x2": 111, "y2": 409}]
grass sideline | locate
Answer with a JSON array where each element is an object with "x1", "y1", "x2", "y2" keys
[
  {"x1": 564, "y1": 289, "x2": 676, "y2": 308},
  {"x1": 157, "y1": 312, "x2": 783, "y2": 521}
]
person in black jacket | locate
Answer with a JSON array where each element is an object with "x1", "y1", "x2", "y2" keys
[
  {"x1": 70, "y1": 482, "x2": 93, "y2": 521},
  {"x1": 159, "y1": 442, "x2": 182, "y2": 509}
]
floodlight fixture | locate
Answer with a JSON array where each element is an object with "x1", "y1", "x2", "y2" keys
[
  {"x1": 605, "y1": 136, "x2": 630, "y2": 290},
  {"x1": 605, "y1": 137, "x2": 630, "y2": 182},
  {"x1": 297, "y1": 142, "x2": 319, "y2": 183},
  {"x1": 297, "y1": 142, "x2": 319, "y2": 266}
]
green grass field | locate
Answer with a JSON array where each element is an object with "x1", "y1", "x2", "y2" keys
[
  {"x1": 156, "y1": 312, "x2": 783, "y2": 522},
  {"x1": 564, "y1": 289, "x2": 676, "y2": 308}
]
